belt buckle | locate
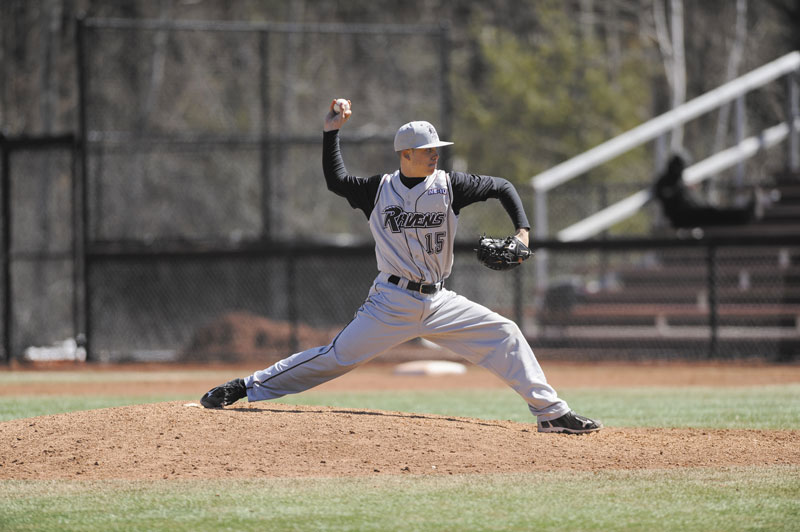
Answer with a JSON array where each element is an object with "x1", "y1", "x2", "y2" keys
[{"x1": 421, "y1": 282, "x2": 439, "y2": 294}]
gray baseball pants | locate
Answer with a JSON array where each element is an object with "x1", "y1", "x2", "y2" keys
[{"x1": 244, "y1": 273, "x2": 570, "y2": 420}]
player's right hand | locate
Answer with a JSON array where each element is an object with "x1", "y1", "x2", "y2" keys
[{"x1": 323, "y1": 98, "x2": 352, "y2": 131}]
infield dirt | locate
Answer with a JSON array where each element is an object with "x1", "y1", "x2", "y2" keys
[{"x1": 1, "y1": 361, "x2": 799, "y2": 479}]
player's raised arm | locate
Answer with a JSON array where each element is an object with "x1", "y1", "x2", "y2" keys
[
  {"x1": 324, "y1": 98, "x2": 352, "y2": 132},
  {"x1": 321, "y1": 98, "x2": 381, "y2": 217}
]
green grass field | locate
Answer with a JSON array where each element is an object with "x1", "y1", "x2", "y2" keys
[
  {"x1": 3, "y1": 384, "x2": 799, "y2": 428},
  {"x1": 1, "y1": 371, "x2": 799, "y2": 531},
  {"x1": 2, "y1": 468, "x2": 798, "y2": 532}
]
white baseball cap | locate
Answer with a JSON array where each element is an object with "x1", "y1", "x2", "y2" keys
[{"x1": 394, "y1": 121, "x2": 453, "y2": 152}]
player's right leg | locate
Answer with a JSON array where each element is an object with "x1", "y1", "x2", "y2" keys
[{"x1": 200, "y1": 280, "x2": 417, "y2": 407}]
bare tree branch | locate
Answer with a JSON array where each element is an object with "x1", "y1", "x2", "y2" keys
[
  {"x1": 669, "y1": 0, "x2": 686, "y2": 149},
  {"x1": 713, "y1": 0, "x2": 748, "y2": 153},
  {"x1": 652, "y1": 0, "x2": 686, "y2": 149},
  {"x1": 140, "y1": 0, "x2": 172, "y2": 132},
  {"x1": 653, "y1": 0, "x2": 674, "y2": 90}
]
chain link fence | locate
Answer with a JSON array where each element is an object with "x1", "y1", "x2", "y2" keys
[
  {"x1": 84, "y1": 245, "x2": 530, "y2": 363},
  {"x1": 80, "y1": 18, "x2": 452, "y2": 245},
  {"x1": 83, "y1": 239, "x2": 800, "y2": 363},
  {"x1": 1, "y1": 136, "x2": 79, "y2": 362},
  {"x1": 3, "y1": 18, "x2": 798, "y2": 364}
]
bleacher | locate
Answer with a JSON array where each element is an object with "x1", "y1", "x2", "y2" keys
[{"x1": 533, "y1": 175, "x2": 800, "y2": 361}]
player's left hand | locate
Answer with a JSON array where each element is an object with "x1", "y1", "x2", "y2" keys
[
  {"x1": 476, "y1": 235, "x2": 533, "y2": 271},
  {"x1": 324, "y1": 98, "x2": 352, "y2": 131}
]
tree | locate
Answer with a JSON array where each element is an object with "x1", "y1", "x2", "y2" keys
[
  {"x1": 652, "y1": 0, "x2": 686, "y2": 151},
  {"x1": 453, "y1": 1, "x2": 653, "y2": 185},
  {"x1": 765, "y1": 0, "x2": 800, "y2": 53}
]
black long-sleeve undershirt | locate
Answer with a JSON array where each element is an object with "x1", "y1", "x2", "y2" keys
[{"x1": 322, "y1": 129, "x2": 530, "y2": 230}]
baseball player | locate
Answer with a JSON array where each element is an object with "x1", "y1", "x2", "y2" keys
[{"x1": 201, "y1": 98, "x2": 602, "y2": 434}]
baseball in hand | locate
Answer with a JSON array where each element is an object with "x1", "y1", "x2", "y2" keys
[{"x1": 333, "y1": 99, "x2": 348, "y2": 114}]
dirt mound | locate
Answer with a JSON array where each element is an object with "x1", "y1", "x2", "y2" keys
[
  {"x1": 178, "y1": 311, "x2": 338, "y2": 364},
  {"x1": 2, "y1": 402, "x2": 798, "y2": 480}
]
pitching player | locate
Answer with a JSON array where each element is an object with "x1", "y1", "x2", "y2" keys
[{"x1": 201, "y1": 98, "x2": 602, "y2": 434}]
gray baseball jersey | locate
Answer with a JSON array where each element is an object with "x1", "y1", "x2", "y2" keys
[
  {"x1": 371, "y1": 169, "x2": 456, "y2": 284},
  {"x1": 242, "y1": 130, "x2": 571, "y2": 421}
]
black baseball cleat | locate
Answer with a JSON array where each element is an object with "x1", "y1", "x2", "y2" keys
[
  {"x1": 537, "y1": 410, "x2": 603, "y2": 434},
  {"x1": 200, "y1": 377, "x2": 247, "y2": 408}
]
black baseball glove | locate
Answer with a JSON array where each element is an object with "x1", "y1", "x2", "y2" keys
[{"x1": 476, "y1": 235, "x2": 533, "y2": 271}]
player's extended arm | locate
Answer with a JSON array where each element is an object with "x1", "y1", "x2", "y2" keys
[{"x1": 451, "y1": 173, "x2": 531, "y2": 236}]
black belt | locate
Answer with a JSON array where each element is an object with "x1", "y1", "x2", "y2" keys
[{"x1": 388, "y1": 275, "x2": 443, "y2": 294}]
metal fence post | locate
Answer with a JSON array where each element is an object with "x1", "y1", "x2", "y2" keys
[
  {"x1": 655, "y1": 133, "x2": 668, "y2": 175},
  {"x1": 259, "y1": 30, "x2": 272, "y2": 239},
  {"x1": 1, "y1": 135, "x2": 10, "y2": 364},
  {"x1": 734, "y1": 95, "x2": 746, "y2": 187},
  {"x1": 514, "y1": 266, "x2": 524, "y2": 332},
  {"x1": 788, "y1": 70, "x2": 799, "y2": 173},
  {"x1": 76, "y1": 15, "x2": 91, "y2": 361},
  {"x1": 706, "y1": 243, "x2": 718, "y2": 358},
  {"x1": 534, "y1": 187, "x2": 549, "y2": 291},
  {"x1": 439, "y1": 21, "x2": 452, "y2": 171},
  {"x1": 287, "y1": 253, "x2": 298, "y2": 353}
]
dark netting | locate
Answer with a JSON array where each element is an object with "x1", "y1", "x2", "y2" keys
[
  {"x1": 6, "y1": 19, "x2": 793, "y2": 365},
  {"x1": 87, "y1": 248, "x2": 525, "y2": 363},
  {"x1": 78, "y1": 20, "x2": 454, "y2": 362},
  {"x1": 88, "y1": 144, "x2": 263, "y2": 242},
  {"x1": 6, "y1": 147, "x2": 78, "y2": 360},
  {"x1": 90, "y1": 255, "x2": 287, "y2": 362},
  {"x1": 88, "y1": 250, "x2": 381, "y2": 362},
  {"x1": 269, "y1": 142, "x2": 391, "y2": 243},
  {"x1": 83, "y1": 21, "x2": 450, "y2": 245}
]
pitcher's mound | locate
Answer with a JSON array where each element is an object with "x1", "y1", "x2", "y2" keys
[{"x1": 1, "y1": 401, "x2": 798, "y2": 479}]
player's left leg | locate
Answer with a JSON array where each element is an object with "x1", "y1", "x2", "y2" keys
[
  {"x1": 421, "y1": 289, "x2": 569, "y2": 419},
  {"x1": 422, "y1": 289, "x2": 602, "y2": 433}
]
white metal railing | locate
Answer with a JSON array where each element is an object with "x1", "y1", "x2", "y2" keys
[
  {"x1": 557, "y1": 117, "x2": 800, "y2": 242},
  {"x1": 531, "y1": 51, "x2": 800, "y2": 243}
]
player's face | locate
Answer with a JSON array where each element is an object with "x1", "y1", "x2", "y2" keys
[{"x1": 406, "y1": 147, "x2": 439, "y2": 176}]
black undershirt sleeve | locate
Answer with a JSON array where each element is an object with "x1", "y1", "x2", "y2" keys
[
  {"x1": 323, "y1": 131, "x2": 530, "y2": 230},
  {"x1": 322, "y1": 130, "x2": 381, "y2": 218},
  {"x1": 450, "y1": 171, "x2": 531, "y2": 230}
]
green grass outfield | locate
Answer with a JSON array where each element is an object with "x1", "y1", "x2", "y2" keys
[
  {"x1": 2, "y1": 468, "x2": 798, "y2": 532},
  {"x1": 2, "y1": 384, "x2": 799, "y2": 429},
  {"x1": 1, "y1": 371, "x2": 799, "y2": 531}
]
